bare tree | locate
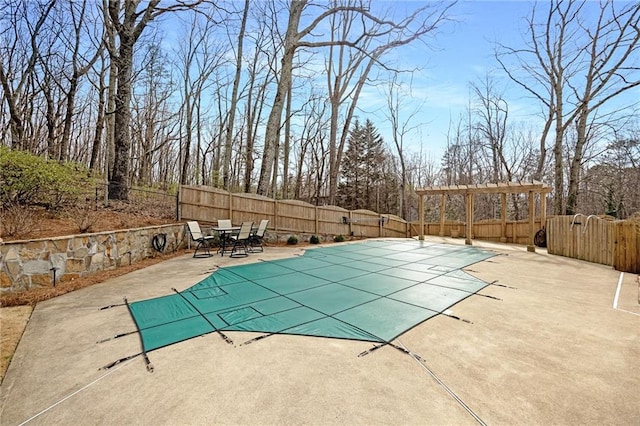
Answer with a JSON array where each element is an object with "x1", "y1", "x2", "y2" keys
[
  {"x1": 497, "y1": 0, "x2": 640, "y2": 214},
  {"x1": 174, "y1": 11, "x2": 224, "y2": 185},
  {"x1": 292, "y1": 93, "x2": 330, "y2": 200},
  {"x1": 105, "y1": 0, "x2": 204, "y2": 200},
  {"x1": 130, "y1": 43, "x2": 179, "y2": 186},
  {"x1": 470, "y1": 74, "x2": 510, "y2": 182},
  {"x1": 56, "y1": 0, "x2": 103, "y2": 162},
  {"x1": 383, "y1": 73, "x2": 424, "y2": 219},
  {"x1": 0, "y1": 0, "x2": 57, "y2": 150},
  {"x1": 88, "y1": 48, "x2": 108, "y2": 172},
  {"x1": 256, "y1": 0, "x2": 304, "y2": 196},
  {"x1": 323, "y1": 1, "x2": 454, "y2": 204},
  {"x1": 221, "y1": 0, "x2": 249, "y2": 190},
  {"x1": 256, "y1": 0, "x2": 454, "y2": 197}
]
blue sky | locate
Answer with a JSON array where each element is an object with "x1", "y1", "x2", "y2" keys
[
  {"x1": 360, "y1": 0, "x2": 539, "y2": 158},
  {"x1": 160, "y1": 1, "x2": 637, "y2": 162},
  {"x1": 364, "y1": 0, "x2": 639, "y2": 159}
]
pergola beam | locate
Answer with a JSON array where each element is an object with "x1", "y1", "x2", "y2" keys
[{"x1": 415, "y1": 180, "x2": 552, "y2": 196}]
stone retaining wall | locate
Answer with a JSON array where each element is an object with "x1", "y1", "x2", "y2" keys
[{"x1": 0, "y1": 224, "x2": 187, "y2": 293}]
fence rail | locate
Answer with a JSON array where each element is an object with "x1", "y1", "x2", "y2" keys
[{"x1": 547, "y1": 215, "x2": 639, "y2": 273}]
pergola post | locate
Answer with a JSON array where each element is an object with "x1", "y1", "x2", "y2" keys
[
  {"x1": 500, "y1": 192, "x2": 507, "y2": 243},
  {"x1": 439, "y1": 194, "x2": 446, "y2": 237},
  {"x1": 527, "y1": 190, "x2": 535, "y2": 252},
  {"x1": 418, "y1": 194, "x2": 425, "y2": 241},
  {"x1": 465, "y1": 192, "x2": 474, "y2": 245},
  {"x1": 540, "y1": 192, "x2": 547, "y2": 229}
]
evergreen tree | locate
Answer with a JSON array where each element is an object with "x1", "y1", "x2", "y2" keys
[{"x1": 337, "y1": 119, "x2": 388, "y2": 211}]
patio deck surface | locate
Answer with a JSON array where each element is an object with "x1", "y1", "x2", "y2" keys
[{"x1": 1, "y1": 237, "x2": 638, "y2": 425}]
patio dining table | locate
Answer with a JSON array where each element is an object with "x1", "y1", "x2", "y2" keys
[{"x1": 212, "y1": 225, "x2": 257, "y2": 256}]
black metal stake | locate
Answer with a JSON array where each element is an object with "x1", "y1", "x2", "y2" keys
[{"x1": 50, "y1": 267, "x2": 59, "y2": 287}]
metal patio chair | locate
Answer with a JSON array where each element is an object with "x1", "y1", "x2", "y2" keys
[
  {"x1": 186, "y1": 221, "x2": 216, "y2": 258},
  {"x1": 215, "y1": 219, "x2": 235, "y2": 255},
  {"x1": 249, "y1": 219, "x2": 269, "y2": 252},
  {"x1": 229, "y1": 221, "x2": 253, "y2": 258}
]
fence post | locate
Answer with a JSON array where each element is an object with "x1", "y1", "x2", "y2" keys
[
  {"x1": 418, "y1": 194, "x2": 424, "y2": 240},
  {"x1": 176, "y1": 187, "x2": 181, "y2": 221},
  {"x1": 439, "y1": 194, "x2": 446, "y2": 237},
  {"x1": 315, "y1": 206, "x2": 318, "y2": 235},
  {"x1": 527, "y1": 191, "x2": 535, "y2": 252},
  {"x1": 465, "y1": 193, "x2": 474, "y2": 245},
  {"x1": 500, "y1": 193, "x2": 507, "y2": 242},
  {"x1": 274, "y1": 199, "x2": 278, "y2": 232}
]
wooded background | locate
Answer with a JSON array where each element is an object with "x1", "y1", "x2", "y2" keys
[{"x1": 1, "y1": 0, "x2": 639, "y2": 222}]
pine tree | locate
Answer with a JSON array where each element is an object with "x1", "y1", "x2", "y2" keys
[{"x1": 337, "y1": 119, "x2": 387, "y2": 211}]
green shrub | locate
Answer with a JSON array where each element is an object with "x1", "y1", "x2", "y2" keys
[
  {"x1": 333, "y1": 234, "x2": 345, "y2": 242},
  {"x1": 0, "y1": 147, "x2": 97, "y2": 210},
  {"x1": 287, "y1": 235, "x2": 298, "y2": 245},
  {"x1": 310, "y1": 235, "x2": 320, "y2": 244}
]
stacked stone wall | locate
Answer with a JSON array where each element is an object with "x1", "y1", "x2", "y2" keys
[{"x1": 0, "y1": 224, "x2": 187, "y2": 293}]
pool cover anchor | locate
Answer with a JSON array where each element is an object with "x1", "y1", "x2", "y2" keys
[
  {"x1": 96, "y1": 330, "x2": 139, "y2": 344},
  {"x1": 357, "y1": 343, "x2": 386, "y2": 358},
  {"x1": 99, "y1": 352, "x2": 142, "y2": 371},
  {"x1": 99, "y1": 351, "x2": 153, "y2": 373},
  {"x1": 357, "y1": 342, "x2": 426, "y2": 362},
  {"x1": 442, "y1": 309, "x2": 473, "y2": 324},
  {"x1": 98, "y1": 302, "x2": 127, "y2": 310},
  {"x1": 389, "y1": 342, "x2": 426, "y2": 362},
  {"x1": 489, "y1": 280, "x2": 517, "y2": 289},
  {"x1": 240, "y1": 332, "x2": 275, "y2": 346},
  {"x1": 475, "y1": 293, "x2": 502, "y2": 301}
]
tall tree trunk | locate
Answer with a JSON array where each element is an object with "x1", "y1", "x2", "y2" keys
[
  {"x1": 566, "y1": 111, "x2": 589, "y2": 214},
  {"x1": 243, "y1": 96, "x2": 255, "y2": 193},
  {"x1": 181, "y1": 94, "x2": 192, "y2": 185},
  {"x1": 281, "y1": 83, "x2": 292, "y2": 198},
  {"x1": 223, "y1": 0, "x2": 249, "y2": 190},
  {"x1": 257, "y1": 0, "x2": 305, "y2": 196},
  {"x1": 110, "y1": 38, "x2": 134, "y2": 200},
  {"x1": 553, "y1": 107, "x2": 565, "y2": 215},
  {"x1": 89, "y1": 68, "x2": 106, "y2": 171}
]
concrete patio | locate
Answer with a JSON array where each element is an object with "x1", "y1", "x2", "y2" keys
[{"x1": 1, "y1": 237, "x2": 638, "y2": 425}]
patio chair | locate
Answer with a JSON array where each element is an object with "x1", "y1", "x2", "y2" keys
[
  {"x1": 229, "y1": 221, "x2": 253, "y2": 258},
  {"x1": 217, "y1": 219, "x2": 232, "y2": 229},
  {"x1": 249, "y1": 219, "x2": 269, "y2": 252},
  {"x1": 215, "y1": 219, "x2": 234, "y2": 255},
  {"x1": 186, "y1": 221, "x2": 216, "y2": 258}
]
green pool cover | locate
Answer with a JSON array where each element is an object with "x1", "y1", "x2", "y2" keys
[{"x1": 127, "y1": 240, "x2": 495, "y2": 353}]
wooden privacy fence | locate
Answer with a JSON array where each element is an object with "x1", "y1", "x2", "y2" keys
[
  {"x1": 179, "y1": 185, "x2": 408, "y2": 239},
  {"x1": 547, "y1": 215, "x2": 640, "y2": 273},
  {"x1": 410, "y1": 219, "x2": 543, "y2": 246},
  {"x1": 180, "y1": 185, "x2": 543, "y2": 244}
]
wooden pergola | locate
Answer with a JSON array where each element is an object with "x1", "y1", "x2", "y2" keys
[{"x1": 415, "y1": 181, "x2": 552, "y2": 251}]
